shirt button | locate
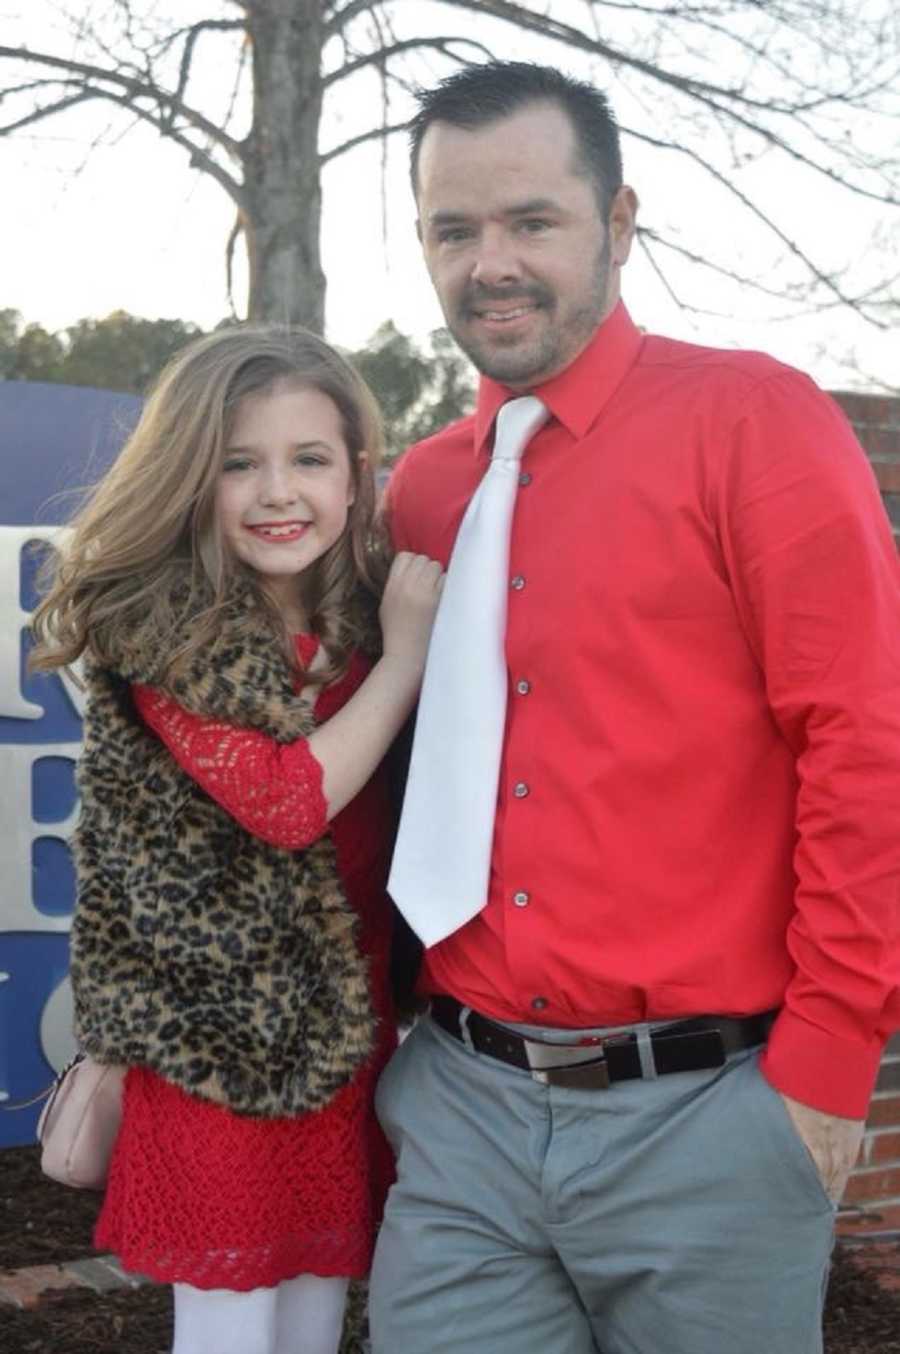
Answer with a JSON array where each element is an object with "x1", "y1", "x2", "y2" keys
[
  {"x1": 531, "y1": 996, "x2": 548, "y2": 1011},
  {"x1": 516, "y1": 679, "x2": 531, "y2": 695},
  {"x1": 519, "y1": 471, "x2": 532, "y2": 486},
  {"x1": 510, "y1": 574, "x2": 526, "y2": 591},
  {"x1": 513, "y1": 890, "x2": 530, "y2": 907},
  {"x1": 513, "y1": 781, "x2": 529, "y2": 798}
]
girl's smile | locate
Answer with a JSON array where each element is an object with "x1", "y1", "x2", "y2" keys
[{"x1": 244, "y1": 520, "x2": 312, "y2": 542}]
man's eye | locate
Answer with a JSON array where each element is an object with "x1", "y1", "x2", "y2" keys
[
  {"x1": 519, "y1": 218, "x2": 551, "y2": 234},
  {"x1": 437, "y1": 227, "x2": 474, "y2": 245}
]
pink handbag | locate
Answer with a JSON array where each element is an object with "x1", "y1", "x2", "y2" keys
[{"x1": 36, "y1": 1053, "x2": 125, "y2": 1190}]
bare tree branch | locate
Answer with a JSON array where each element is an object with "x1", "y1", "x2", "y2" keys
[
  {"x1": 0, "y1": 63, "x2": 245, "y2": 205},
  {"x1": 397, "y1": 0, "x2": 808, "y2": 116},
  {"x1": 324, "y1": 0, "x2": 384, "y2": 39},
  {"x1": 323, "y1": 36, "x2": 495, "y2": 87},
  {"x1": 0, "y1": 87, "x2": 98, "y2": 135},
  {"x1": 625, "y1": 123, "x2": 889, "y2": 327},
  {"x1": 441, "y1": 1, "x2": 900, "y2": 204},
  {"x1": 87, "y1": 85, "x2": 245, "y2": 203},
  {"x1": 320, "y1": 119, "x2": 411, "y2": 165},
  {"x1": 0, "y1": 44, "x2": 243, "y2": 159},
  {"x1": 170, "y1": 20, "x2": 245, "y2": 127},
  {"x1": 225, "y1": 210, "x2": 243, "y2": 320},
  {"x1": 635, "y1": 226, "x2": 815, "y2": 307}
]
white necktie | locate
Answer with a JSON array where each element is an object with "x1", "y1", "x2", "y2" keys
[{"x1": 388, "y1": 395, "x2": 550, "y2": 946}]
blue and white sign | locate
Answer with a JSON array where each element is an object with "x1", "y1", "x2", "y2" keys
[{"x1": 0, "y1": 381, "x2": 140, "y2": 1146}]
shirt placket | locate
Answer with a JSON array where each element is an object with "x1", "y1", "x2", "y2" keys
[{"x1": 497, "y1": 452, "x2": 551, "y2": 1016}]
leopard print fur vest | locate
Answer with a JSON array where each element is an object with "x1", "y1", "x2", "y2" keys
[{"x1": 70, "y1": 581, "x2": 377, "y2": 1118}]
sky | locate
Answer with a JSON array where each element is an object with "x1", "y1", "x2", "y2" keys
[{"x1": 1, "y1": 0, "x2": 897, "y2": 392}]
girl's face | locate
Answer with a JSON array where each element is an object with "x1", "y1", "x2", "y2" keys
[{"x1": 215, "y1": 382, "x2": 357, "y2": 618}]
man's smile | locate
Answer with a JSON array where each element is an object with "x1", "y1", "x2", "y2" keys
[{"x1": 474, "y1": 303, "x2": 540, "y2": 323}]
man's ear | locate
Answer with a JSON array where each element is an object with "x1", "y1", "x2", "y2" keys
[{"x1": 608, "y1": 186, "x2": 638, "y2": 267}]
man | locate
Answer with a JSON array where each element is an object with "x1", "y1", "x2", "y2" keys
[{"x1": 369, "y1": 61, "x2": 900, "y2": 1354}]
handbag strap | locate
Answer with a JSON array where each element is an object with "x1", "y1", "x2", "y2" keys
[
  {"x1": 0, "y1": 1052, "x2": 83, "y2": 1113},
  {"x1": 1, "y1": 1085, "x2": 54, "y2": 1112}
]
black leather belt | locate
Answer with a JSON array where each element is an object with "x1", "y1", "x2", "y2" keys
[{"x1": 430, "y1": 996, "x2": 777, "y2": 1090}]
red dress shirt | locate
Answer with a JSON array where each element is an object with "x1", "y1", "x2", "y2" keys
[{"x1": 386, "y1": 302, "x2": 900, "y2": 1117}]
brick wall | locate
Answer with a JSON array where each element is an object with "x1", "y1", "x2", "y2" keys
[
  {"x1": 832, "y1": 390, "x2": 900, "y2": 534},
  {"x1": 838, "y1": 1034, "x2": 900, "y2": 1236},
  {"x1": 830, "y1": 391, "x2": 900, "y2": 1234}
]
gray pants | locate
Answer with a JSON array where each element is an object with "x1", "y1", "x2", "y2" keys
[{"x1": 369, "y1": 1015, "x2": 835, "y2": 1354}]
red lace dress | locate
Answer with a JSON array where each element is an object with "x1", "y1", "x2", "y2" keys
[{"x1": 94, "y1": 637, "x2": 396, "y2": 1291}]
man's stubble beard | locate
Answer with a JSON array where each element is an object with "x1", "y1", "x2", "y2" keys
[{"x1": 446, "y1": 237, "x2": 611, "y2": 388}]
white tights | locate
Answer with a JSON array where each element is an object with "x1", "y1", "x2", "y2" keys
[{"x1": 171, "y1": 1274, "x2": 351, "y2": 1354}]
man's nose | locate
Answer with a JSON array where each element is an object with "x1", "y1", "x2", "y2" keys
[{"x1": 470, "y1": 228, "x2": 523, "y2": 288}]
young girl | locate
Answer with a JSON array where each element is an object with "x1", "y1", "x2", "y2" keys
[{"x1": 30, "y1": 326, "x2": 442, "y2": 1354}]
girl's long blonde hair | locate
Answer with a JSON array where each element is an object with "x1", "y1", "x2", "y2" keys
[{"x1": 30, "y1": 325, "x2": 388, "y2": 685}]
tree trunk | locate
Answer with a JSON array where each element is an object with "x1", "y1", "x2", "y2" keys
[{"x1": 242, "y1": 0, "x2": 326, "y2": 332}]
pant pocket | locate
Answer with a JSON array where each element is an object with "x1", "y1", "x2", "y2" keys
[
  {"x1": 374, "y1": 1022, "x2": 419, "y2": 1150},
  {"x1": 745, "y1": 1054, "x2": 837, "y2": 1215}
]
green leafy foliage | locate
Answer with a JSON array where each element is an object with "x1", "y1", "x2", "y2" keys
[
  {"x1": 0, "y1": 308, "x2": 202, "y2": 393},
  {"x1": 349, "y1": 322, "x2": 474, "y2": 462}
]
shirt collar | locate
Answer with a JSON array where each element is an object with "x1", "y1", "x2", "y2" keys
[{"x1": 473, "y1": 301, "x2": 644, "y2": 456}]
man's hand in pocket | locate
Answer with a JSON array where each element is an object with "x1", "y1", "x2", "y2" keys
[{"x1": 779, "y1": 1094, "x2": 865, "y2": 1204}]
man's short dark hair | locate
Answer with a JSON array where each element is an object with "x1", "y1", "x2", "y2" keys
[{"x1": 409, "y1": 61, "x2": 623, "y2": 217}]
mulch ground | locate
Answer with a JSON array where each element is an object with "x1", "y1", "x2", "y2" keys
[{"x1": 2, "y1": 1145, "x2": 899, "y2": 1353}]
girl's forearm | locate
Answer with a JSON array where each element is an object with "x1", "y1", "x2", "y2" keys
[{"x1": 310, "y1": 654, "x2": 422, "y2": 819}]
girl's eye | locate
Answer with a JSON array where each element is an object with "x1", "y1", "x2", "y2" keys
[
  {"x1": 296, "y1": 454, "x2": 326, "y2": 467},
  {"x1": 221, "y1": 457, "x2": 252, "y2": 473}
]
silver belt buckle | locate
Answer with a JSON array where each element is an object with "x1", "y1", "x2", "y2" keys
[{"x1": 524, "y1": 1036, "x2": 611, "y2": 1089}]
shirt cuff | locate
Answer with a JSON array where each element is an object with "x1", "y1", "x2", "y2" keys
[{"x1": 759, "y1": 1009, "x2": 884, "y2": 1119}]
